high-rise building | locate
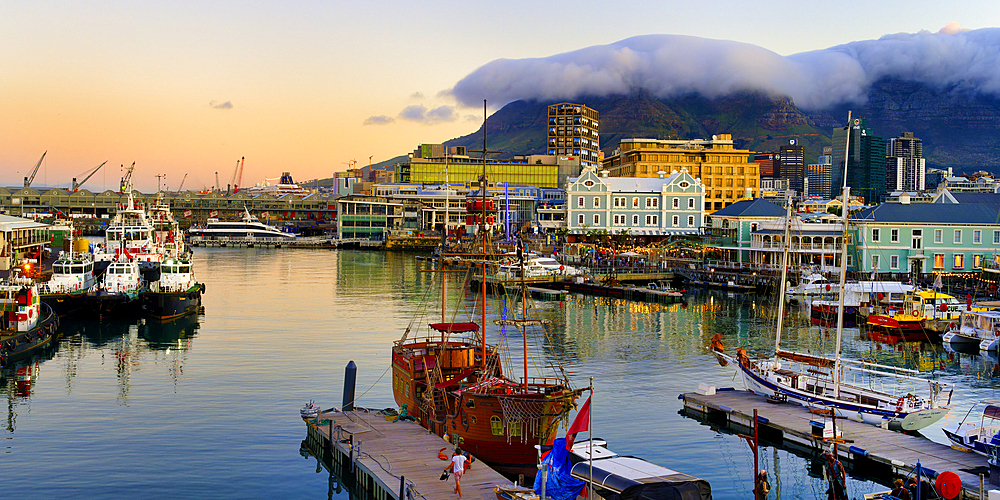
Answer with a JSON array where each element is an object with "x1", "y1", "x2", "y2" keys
[
  {"x1": 885, "y1": 132, "x2": 925, "y2": 192},
  {"x1": 601, "y1": 134, "x2": 758, "y2": 211},
  {"x1": 832, "y1": 117, "x2": 886, "y2": 203},
  {"x1": 777, "y1": 140, "x2": 805, "y2": 194},
  {"x1": 806, "y1": 158, "x2": 832, "y2": 199},
  {"x1": 547, "y1": 103, "x2": 600, "y2": 170},
  {"x1": 754, "y1": 153, "x2": 776, "y2": 178}
]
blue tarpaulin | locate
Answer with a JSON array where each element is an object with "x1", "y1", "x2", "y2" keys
[{"x1": 534, "y1": 438, "x2": 586, "y2": 500}]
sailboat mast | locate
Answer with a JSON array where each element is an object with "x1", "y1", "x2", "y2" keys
[
  {"x1": 521, "y1": 248, "x2": 528, "y2": 392},
  {"x1": 481, "y1": 99, "x2": 488, "y2": 367},
  {"x1": 834, "y1": 111, "x2": 853, "y2": 395},
  {"x1": 773, "y1": 190, "x2": 794, "y2": 356}
]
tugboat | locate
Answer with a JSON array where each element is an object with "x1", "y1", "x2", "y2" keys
[
  {"x1": 0, "y1": 275, "x2": 60, "y2": 368},
  {"x1": 84, "y1": 257, "x2": 145, "y2": 318},
  {"x1": 38, "y1": 251, "x2": 97, "y2": 317},
  {"x1": 141, "y1": 255, "x2": 203, "y2": 320}
]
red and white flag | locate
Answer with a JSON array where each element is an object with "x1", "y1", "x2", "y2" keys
[
  {"x1": 565, "y1": 395, "x2": 591, "y2": 450},
  {"x1": 209, "y1": 210, "x2": 218, "y2": 217},
  {"x1": 183, "y1": 210, "x2": 193, "y2": 218}
]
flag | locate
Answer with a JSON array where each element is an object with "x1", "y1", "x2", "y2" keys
[
  {"x1": 934, "y1": 274, "x2": 943, "y2": 290},
  {"x1": 565, "y1": 395, "x2": 591, "y2": 450},
  {"x1": 183, "y1": 210, "x2": 193, "y2": 218}
]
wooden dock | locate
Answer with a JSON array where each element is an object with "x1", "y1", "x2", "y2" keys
[
  {"x1": 681, "y1": 389, "x2": 991, "y2": 499},
  {"x1": 301, "y1": 409, "x2": 514, "y2": 500}
]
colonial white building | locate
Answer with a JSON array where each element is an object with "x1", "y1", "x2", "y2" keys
[{"x1": 565, "y1": 168, "x2": 704, "y2": 236}]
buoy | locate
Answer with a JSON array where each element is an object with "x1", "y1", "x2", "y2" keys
[{"x1": 935, "y1": 471, "x2": 961, "y2": 499}]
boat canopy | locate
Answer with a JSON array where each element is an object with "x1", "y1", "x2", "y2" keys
[
  {"x1": 568, "y1": 441, "x2": 712, "y2": 500},
  {"x1": 434, "y1": 368, "x2": 477, "y2": 389},
  {"x1": 985, "y1": 405, "x2": 1000, "y2": 420},
  {"x1": 428, "y1": 322, "x2": 479, "y2": 333}
]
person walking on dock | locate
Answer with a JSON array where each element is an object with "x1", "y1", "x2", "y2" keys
[
  {"x1": 443, "y1": 448, "x2": 467, "y2": 498},
  {"x1": 823, "y1": 451, "x2": 847, "y2": 500}
]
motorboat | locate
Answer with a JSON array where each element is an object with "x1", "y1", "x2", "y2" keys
[
  {"x1": 942, "y1": 310, "x2": 1000, "y2": 351},
  {"x1": 84, "y1": 258, "x2": 145, "y2": 318},
  {"x1": 497, "y1": 254, "x2": 579, "y2": 279},
  {"x1": 811, "y1": 281, "x2": 913, "y2": 326},
  {"x1": 141, "y1": 255, "x2": 203, "y2": 320},
  {"x1": 39, "y1": 251, "x2": 97, "y2": 316},
  {"x1": 0, "y1": 275, "x2": 60, "y2": 368},
  {"x1": 866, "y1": 289, "x2": 963, "y2": 341},
  {"x1": 787, "y1": 273, "x2": 838, "y2": 299},
  {"x1": 943, "y1": 401, "x2": 1000, "y2": 456}
]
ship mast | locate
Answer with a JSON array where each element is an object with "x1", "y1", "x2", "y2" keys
[
  {"x1": 773, "y1": 190, "x2": 794, "y2": 358},
  {"x1": 834, "y1": 111, "x2": 853, "y2": 396}
]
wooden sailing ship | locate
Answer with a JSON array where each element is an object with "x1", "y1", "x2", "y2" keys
[{"x1": 392, "y1": 101, "x2": 582, "y2": 477}]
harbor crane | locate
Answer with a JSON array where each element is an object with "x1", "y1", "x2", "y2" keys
[
  {"x1": 71, "y1": 161, "x2": 108, "y2": 192},
  {"x1": 177, "y1": 173, "x2": 188, "y2": 192},
  {"x1": 23, "y1": 151, "x2": 47, "y2": 188},
  {"x1": 229, "y1": 156, "x2": 245, "y2": 194},
  {"x1": 119, "y1": 162, "x2": 135, "y2": 193}
]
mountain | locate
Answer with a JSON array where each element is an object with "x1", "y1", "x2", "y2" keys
[{"x1": 444, "y1": 79, "x2": 1000, "y2": 173}]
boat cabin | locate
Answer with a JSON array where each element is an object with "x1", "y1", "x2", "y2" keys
[{"x1": 0, "y1": 280, "x2": 41, "y2": 332}]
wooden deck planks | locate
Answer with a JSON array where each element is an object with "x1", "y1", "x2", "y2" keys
[
  {"x1": 310, "y1": 409, "x2": 511, "y2": 500},
  {"x1": 683, "y1": 390, "x2": 988, "y2": 498}
]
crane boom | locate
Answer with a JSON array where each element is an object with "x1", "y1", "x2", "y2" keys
[
  {"x1": 177, "y1": 173, "x2": 188, "y2": 192},
  {"x1": 24, "y1": 151, "x2": 47, "y2": 188},
  {"x1": 119, "y1": 162, "x2": 136, "y2": 193},
  {"x1": 234, "y1": 156, "x2": 245, "y2": 193},
  {"x1": 72, "y1": 161, "x2": 108, "y2": 192}
]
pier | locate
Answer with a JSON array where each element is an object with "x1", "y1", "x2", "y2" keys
[
  {"x1": 300, "y1": 408, "x2": 513, "y2": 500},
  {"x1": 188, "y1": 236, "x2": 376, "y2": 248},
  {"x1": 681, "y1": 389, "x2": 991, "y2": 499}
]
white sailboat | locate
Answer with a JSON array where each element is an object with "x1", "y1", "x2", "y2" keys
[{"x1": 713, "y1": 113, "x2": 952, "y2": 431}]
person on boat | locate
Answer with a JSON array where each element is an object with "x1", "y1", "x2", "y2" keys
[
  {"x1": 754, "y1": 469, "x2": 771, "y2": 499},
  {"x1": 443, "y1": 448, "x2": 467, "y2": 498},
  {"x1": 823, "y1": 451, "x2": 847, "y2": 500},
  {"x1": 890, "y1": 478, "x2": 910, "y2": 500}
]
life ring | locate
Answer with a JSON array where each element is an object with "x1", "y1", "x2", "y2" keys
[
  {"x1": 895, "y1": 397, "x2": 904, "y2": 412},
  {"x1": 912, "y1": 310, "x2": 921, "y2": 317}
]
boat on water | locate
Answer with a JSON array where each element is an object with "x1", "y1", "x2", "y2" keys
[
  {"x1": 497, "y1": 253, "x2": 580, "y2": 279},
  {"x1": 714, "y1": 179, "x2": 952, "y2": 431},
  {"x1": 866, "y1": 289, "x2": 963, "y2": 341},
  {"x1": 93, "y1": 189, "x2": 164, "y2": 264},
  {"x1": 141, "y1": 256, "x2": 203, "y2": 320},
  {"x1": 810, "y1": 281, "x2": 913, "y2": 326},
  {"x1": 787, "y1": 272, "x2": 838, "y2": 300},
  {"x1": 942, "y1": 401, "x2": 1000, "y2": 456},
  {"x1": 0, "y1": 275, "x2": 60, "y2": 368},
  {"x1": 84, "y1": 257, "x2": 145, "y2": 318},
  {"x1": 188, "y1": 206, "x2": 297, "y2": 240},
  {"x1": 38, "y1": 250, "x2": 97, "y2": 317},
  {"x1": 942, "y1": 310, "x2": 1000, "y2": 351}
]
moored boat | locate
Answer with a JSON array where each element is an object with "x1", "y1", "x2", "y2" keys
[
  {"x1": 141, "y1": 256, "x2": 203, "y2": 320},
  {"x1": 0, "y1": 275, "x2": 60, "y2": 368},
  {"x1": 942, "y1": 310, "x2": 1000, "y2": 351},
  {"x1": 83, "y1": 258, "x2": 145, "y2": 318},
  {"x1": 188, "y1": 206, "x2": 296, "y2": 240},
  {"x1": 943, "y1": 401, "x2": 1000, "y2": 456},
  {"x1": 38, "y1": 251, "x2": 97, "y2": 317}
]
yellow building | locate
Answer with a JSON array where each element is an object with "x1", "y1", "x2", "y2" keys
[
  {"x1": 407, "y1": 147, "x2": 582, "y2": 188},
  {"x1": 602, "y1": 134, "x2": 759, "y2": 211}
]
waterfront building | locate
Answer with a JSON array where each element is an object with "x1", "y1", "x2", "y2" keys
[
  {"x1": 886, "y1": 132, "x2": 925, "y2": 193},
  {"x1": 548, "y1": 102, "x2": 600, "y2": 170},
  {"x1": 704, "y1": 198, "x2": 785, "y2": 264},
  {"x1": 832, "y1": 117, "x2": 886, "y2": 204},
  {"x1": 405, "y1": 144, "x2": 583, "y2": 189},
  {"x1": 940, "y1": 175, "x2": 1000, "y2": 193},
  {"x1": 777, "y1": 140, "x2": 806, "y2": 194},
  {"x1": 335, "y1": 196, "x2": 403, "y2": 240},
  {"x1": 925, "y1": 167, "x2": 951, "y2": 191},
  {"x1": 371, "y1": 184, "x2": 467, "y2": 234},
  {"x1": 747, "y1": 218, "x2": 846, "y2": 274},
  {"x1": 850, "y1": 196, "x2": 1000, "y2": 275},
  {"x1": 760, "y1": 178, "x2": 791, "y2": 205},
  {"x1": 754, "y1": 153, "x2": 776, "y2": 178},
  {"x1": 601, "y1": 134, "x2": 758, "y2": 211},
  {"x1": 565, "y1": 168, "x2": 704, "y2": 239},
  {"x1": 0, "y1": 214, "x2": 50, "y2": 271}
]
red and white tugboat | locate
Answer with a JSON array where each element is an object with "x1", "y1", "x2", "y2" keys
[{"x1": 0, "y1": 274, "x2": 60, "y2": 368}]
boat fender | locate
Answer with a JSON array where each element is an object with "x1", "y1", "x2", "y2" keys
[
  {"x1": 848, "y1": 446, "x2": 868, "y2": 457},
  {"x1": 895, "y1": 397, "x2": 904, "y2": 412}
]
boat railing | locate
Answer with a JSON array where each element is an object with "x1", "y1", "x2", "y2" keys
[
  {"x1": 520, "y1": 377, "x2": 571, "y2": 390},
  {"x1": 396, "y1": 334, "x2": 483, "y2": 347},
  {"x1": 839, "y1": 357, "x2": 919, "y2": 375}
]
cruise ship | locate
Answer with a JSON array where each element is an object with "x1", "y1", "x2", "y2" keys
[
  {"x1": 241, "y1": 172, "x2": 312, "y2": 197},
  {"x1": 188, "y1": 206, "x2": 297, "y2": 240}
]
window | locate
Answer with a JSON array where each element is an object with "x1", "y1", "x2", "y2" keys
[
  {"x1": 890, "y1": 229, "x2": 899, "y2": 243},
  {"x1": 975, "y1": 230, "x2": 982, "y2": 244},
  {"x1": 890, "y1": 255, "x2": 899, "y2": 269},
  {"x1": 672, "y1": 198, "x2": 679, "y2": 209},
  {"x1": 954, "y1": 230, "x2": 962, "y2": 244},
  {"x1": 652, "y1": 215, "x2": 658, "y2": 225},
  {"x1": 577, "y1": 196, "x2": 584, "y2": 208},
  {"x1": 593, "y1": 197, "x2": 600, "y2": 208},
  {"x1": 577, "y1": 214, "x2": 584, "y2": 225},
  {"x1": 872, "y1": 255, "x2": 880, "y2": 270},
  {"x1": 954, "y1": 254, "x2": 964, "y2": 269},
  {"x1": 632, "y1": 197, "x2": 639, "y2": 208},
  {"x1": 975, "y1": 255, "x2": 983, "y2": 269},
  {"x1": 995, "y1": 231, "x2": 1000, "y2": 244},
  {"x1": 645, "y1": 215, "x2": 651, "y2": 225},
  {"x1": 872, "y1": 228, "x2": 880, "y2": 242},
  {"x1": 933, "y1": 253, "x2": 945, "y2": 269},
  {"x1": 912, "y1": 229, "x2": 922, "y2": 250},
  {"x1": 593, "y1": 214, "x2": 600, "y2": 225},
  {"x1": 490, "y1": 416, "x2": 504, "y2": 436},
  {"x1": 632, "y1": 215, "x2": 639, "y2": 225},
  {"x1": 935, "y1": 229, "x2": 943, "y2": 244},
  {"x1": 688, "y1": 215, "x2": 695, "y2": 226},
  {"x1": 672, "y1": 215, "x2": 679, "y2": 226}
]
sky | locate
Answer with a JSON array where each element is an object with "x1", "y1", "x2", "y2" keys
[{"x1": 2, "y1": 1, "x2": 1000, "y2": 192}]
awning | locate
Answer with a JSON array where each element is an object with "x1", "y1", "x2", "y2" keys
[{"x1": 435, "y1": 368, "x2": 477, "y2": 389}]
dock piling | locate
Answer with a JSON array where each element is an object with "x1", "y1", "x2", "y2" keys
[{"x1": 342, "y1": 360, "x2": 356, "y2": 411}]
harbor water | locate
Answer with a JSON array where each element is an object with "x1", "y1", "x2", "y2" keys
[{"x1": 4, "y1": 248, "x2": 999, "y2": 498}]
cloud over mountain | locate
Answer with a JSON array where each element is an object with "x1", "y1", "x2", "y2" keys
[
  {"x1": 450, "y1": 27, "x2": 1000, "y2": 111},
  {"x1": 398, "y1": 104, "x2": 458, "y2": 124}
]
